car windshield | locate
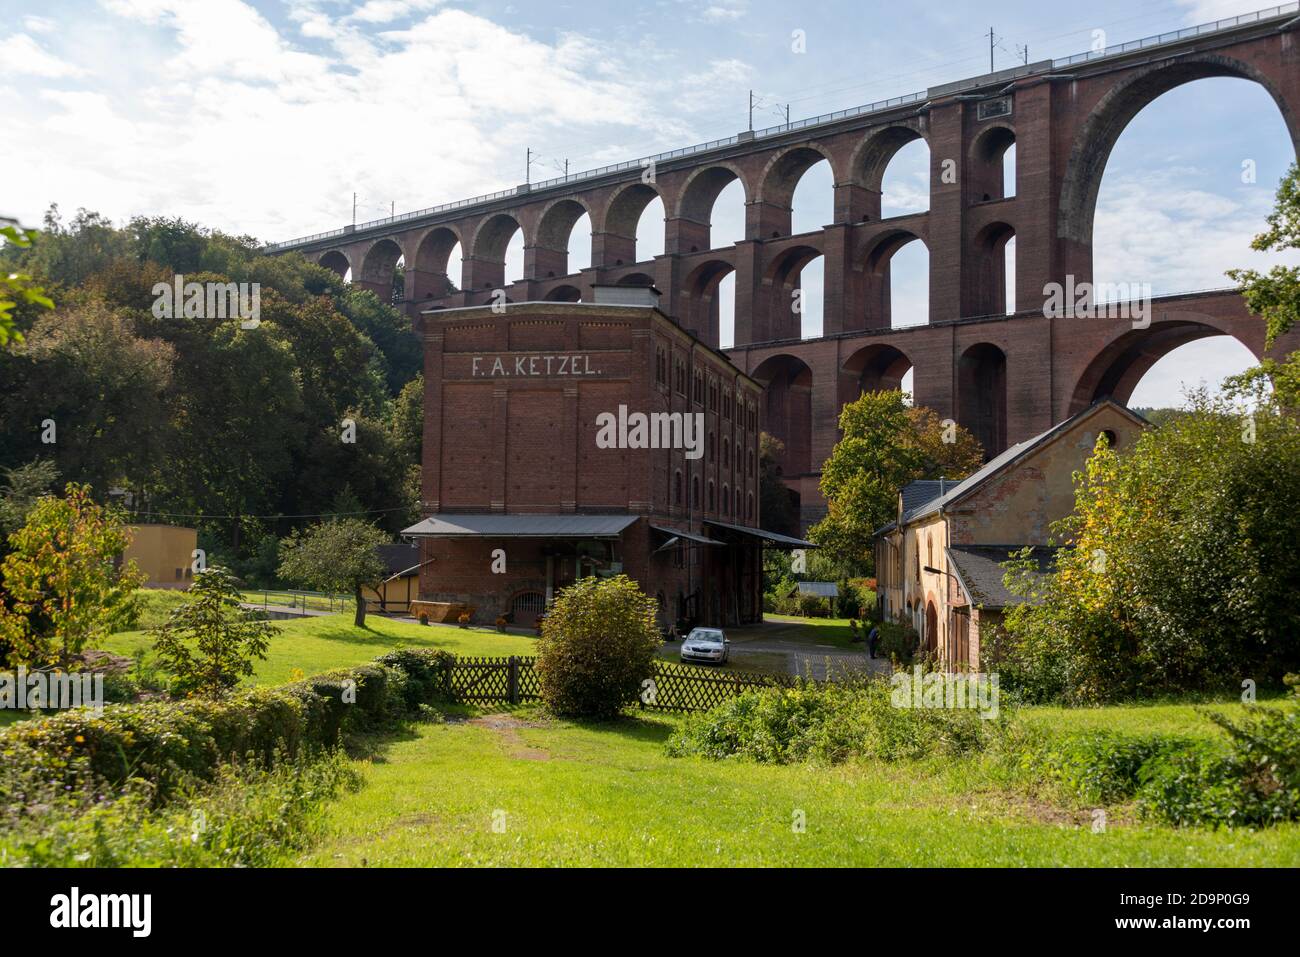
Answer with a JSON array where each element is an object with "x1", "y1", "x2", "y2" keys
[{"x1": 689, "y1": 630, "x2": 723, "y2": 643}]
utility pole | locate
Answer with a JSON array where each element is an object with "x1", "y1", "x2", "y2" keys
[
  {"x1": 526, "y1": 147, "x2": 531, "y2": 185},
  {"x1": 988, "y1": 27, "x2": 995, "y2": 72},
  {"x1": 785, "y1": 103, "x2": 791, "y2": 129},
  {"x1": 352, "y1": 192, "x2": 356, "y2": 226},
  {"x1": 748, "y1": 89, "x2": 753, "y2": 131},
  {"x1": 390, "y1": 200, "x2": 395, "y2": 217}
]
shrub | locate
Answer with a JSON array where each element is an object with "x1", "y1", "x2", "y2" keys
[
  {"x1": 1026, "y1": 730, "x2": 1201, "y2": 805},
  {"x1": 0, "y1": 748, "x2": 360, "y2": 867},
  {"x1": 666, "y1": 674, "x2": 1005, "y2": 765},
  {"x1": 1137, "y1": 699, "x2": 1300, "y2": 828},
  {"x1": 875, "y1": 621, "x2": 918, "y2": 664},
  {"x1": 150, "y1": 566, "x2": 278, "y2": 698},
  {"x1": 535, "y1": 575, "x2": 660, "y2": 719},
  {"x1": 0, "y1": 648, "x2": 459, "y2": 808}
]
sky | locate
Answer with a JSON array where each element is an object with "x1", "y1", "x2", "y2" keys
[{"x1": 2, "y1": 0, "x2": 1297, "y2": 407}]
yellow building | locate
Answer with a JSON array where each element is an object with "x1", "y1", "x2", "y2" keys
[
  {"x1": 124, "y1": 524, "x2": 199, "y2": 589},
  {"x1": 873, "y1": 400, "x2": 1148, "y2": 670},
  {"x1": 361, "y1": 543, "x2": 424, "y2": 615}
]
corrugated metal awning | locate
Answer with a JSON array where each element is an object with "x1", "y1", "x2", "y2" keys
[
  {"x1": 704, "y1": 519, "x2": 817, "y2": 549},
  {"x1": 402, "y1": 514, "x2": 638, "y2": 538},
  {"x1": 649, "y1": 524, "x2": 724, "y2": 547},
  {"x1": 790, "y1": 581, "x2": 838, "y2": 598}
]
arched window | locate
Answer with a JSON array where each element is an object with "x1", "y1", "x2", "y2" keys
[
  {"x1": 707, "y1": 481, "x2": 715, "y2": 512},
  {"x1": 723, "y1": 438, "x2": 730, "y2": 470},
  {"x1": 692, "y1": 476, "x2": 700, "y2": 508},
  {"x1": 722, "y1": 484, "x2": 730, "y2": 516},
  {"x1": 673, "y1": 470, "x2": 683, "y2": 506},
  {"x1": 746, "y1": 492, "x2": 753, "y2": 520}
]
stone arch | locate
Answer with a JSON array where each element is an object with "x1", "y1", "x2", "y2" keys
[
  {"x1": 410, "y1": 225, "x2": 462, "y2": 300},
  {"x1": 972, "y1": 221, "x2": 1016, "y2": 317},
  {"x1": 750, "y1": 353, "x2": 814, "y2": 481},
  {"x1": 534, "y1": 197, "x2": 593, "y2": 276},
  {"x1": 617, "y1": 271, "x2": 656, "y2": 286},
  {"x1": 317, "y1": 249, "x2": 351, "y2": 280},
  {"x1": 1058, "y1": 53, "x2": 1300, "y2": 247},
  {"x1": 602, "y1": 182, "x2": 662, "y2": 265},
  {"x1": 860, "y1": 229, "x2": 929, "y2": 327},
  {"x1": 842, "y1": 343, "x2": 914, "y2": 401},
  {"x1": 958, "y1": 342, "x2": 1008, "y2": 457},
  {"x1": 543, "y1": 284, "x2": 582, "y2": 302},
  {"x1": 851, "y1": 124, "x2": 927, "y2": 190},
  {"x1": 1068, "y1": 315, "x2": 1263, "y2": 415},
  {"x1": 755, "y1": 143, "x2": 836, "y2": 236},
  {"x1": 970, "y1": 124, "x2": 1016, "y2": 202},
  {"x1": 675, "y1": 163, "x2": 750, "y2": 248},
  {"x1": 359, "y1": 238, "x2": 404, "y2": 301},
  {"x1": 470, "y1": 212, "x2": 523, "y2": 267},
  {"x1": 680, "y1": 259, "x2": 735, "y2": 348},
  {"x1": 765, "y1": 244, "x2": 823, "y2": 340},
  {"x1": 467, "y1": 212, "x2": 524, "y2": 290}
]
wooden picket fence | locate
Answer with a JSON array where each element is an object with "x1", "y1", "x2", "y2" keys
[{"x1": 442, "y1": 655, "x2": 791, "y2": 712}]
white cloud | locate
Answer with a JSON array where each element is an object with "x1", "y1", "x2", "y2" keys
[
  {"x1": 1173, "y1": 0, "x2": 1273, "y2": 24},
  {"x1": 2, "y1": 0, "x2": 702, "y2": 245},
  {"x1": 698, "y1": 1, "x2": 748, "y2": 23},
  {"x1": 22, "y1": 15, "x2": 55, "y2": 34},
  {"x1": 0, "y1": 33, "x2": 87, "y2": 78},
  {"x1": 348, "y1": 0, "x2": 445, "y2": 25}
]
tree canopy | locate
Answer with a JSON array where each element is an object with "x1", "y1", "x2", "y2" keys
[{"x1": 808, "y1": 391, "x2": 984, "y2": 571}]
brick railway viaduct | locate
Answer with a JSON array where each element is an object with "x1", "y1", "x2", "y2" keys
[{"x1": 268, "y1": 5, "x2": 1300, "y2": 528}]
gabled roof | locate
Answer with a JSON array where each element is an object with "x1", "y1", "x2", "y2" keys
[
  {"x1": 946, "y1": 545, "x2": 1059, "y2": 610},
  {"x1": 900, "y1": 399, "x2": 1147, "y2": 527}
]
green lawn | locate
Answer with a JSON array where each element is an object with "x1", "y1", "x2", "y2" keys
[
  {"x1": 300, "y1": 704, "x2": 1300, "y2": 867},
  {"x1": 741, "y1": 614, "x2": 862, "y2": 649},
  {"x1": 99, "y1": 614, "x2": 537, "y2": 687}
]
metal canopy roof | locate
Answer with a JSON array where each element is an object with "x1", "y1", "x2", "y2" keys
[
  {"x1": 402, "y1": 514, "x2": 638, "y2": 538},
  {"x1": 703, "y1": 520, "x2": 817, "y2": 549},
  {"x1": 649, "y1": 524, "x2": 725, "y2": 547}
]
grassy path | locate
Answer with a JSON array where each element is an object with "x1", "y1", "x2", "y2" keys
[{"x1": 300, "y1": 705, "x2": 1300, "y2": 868}]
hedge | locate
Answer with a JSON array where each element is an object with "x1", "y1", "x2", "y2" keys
[{"x1": 0, "y1": 649, "x2": 456, "y2": 806}]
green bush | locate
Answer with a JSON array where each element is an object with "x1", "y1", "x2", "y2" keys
[
  {"x1": 535, "y1": 575, "x2": 661, "y2": 719},
  {"x1": 1027, "y1": 730, "x2": 1201, "y2": 805},
  {"x1": 0, "y1": 749, "x2": 360, "y2": 867},
  {"x1": 875, "y1": 621, "x2": 918, "y2": 664},
  {"x1": 666, "y1": 675, "x2": 1004, "y2": 765},
  {"x1": 1137, "y1": 700, "x2": 1300, "y2": 828}
]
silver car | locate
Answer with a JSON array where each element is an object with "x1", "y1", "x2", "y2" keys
[{"x1": 680, "y1": 627, "x2": 729, "y2": 665}]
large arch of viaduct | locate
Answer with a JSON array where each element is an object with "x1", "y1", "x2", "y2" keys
[{"x1": 273, "y1": 9, "x2": 1300, "y2": 528}]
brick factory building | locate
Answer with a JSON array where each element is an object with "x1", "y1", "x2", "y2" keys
[{"x1": 401, "y1": 285, "x2": 811, "y2": 629}]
